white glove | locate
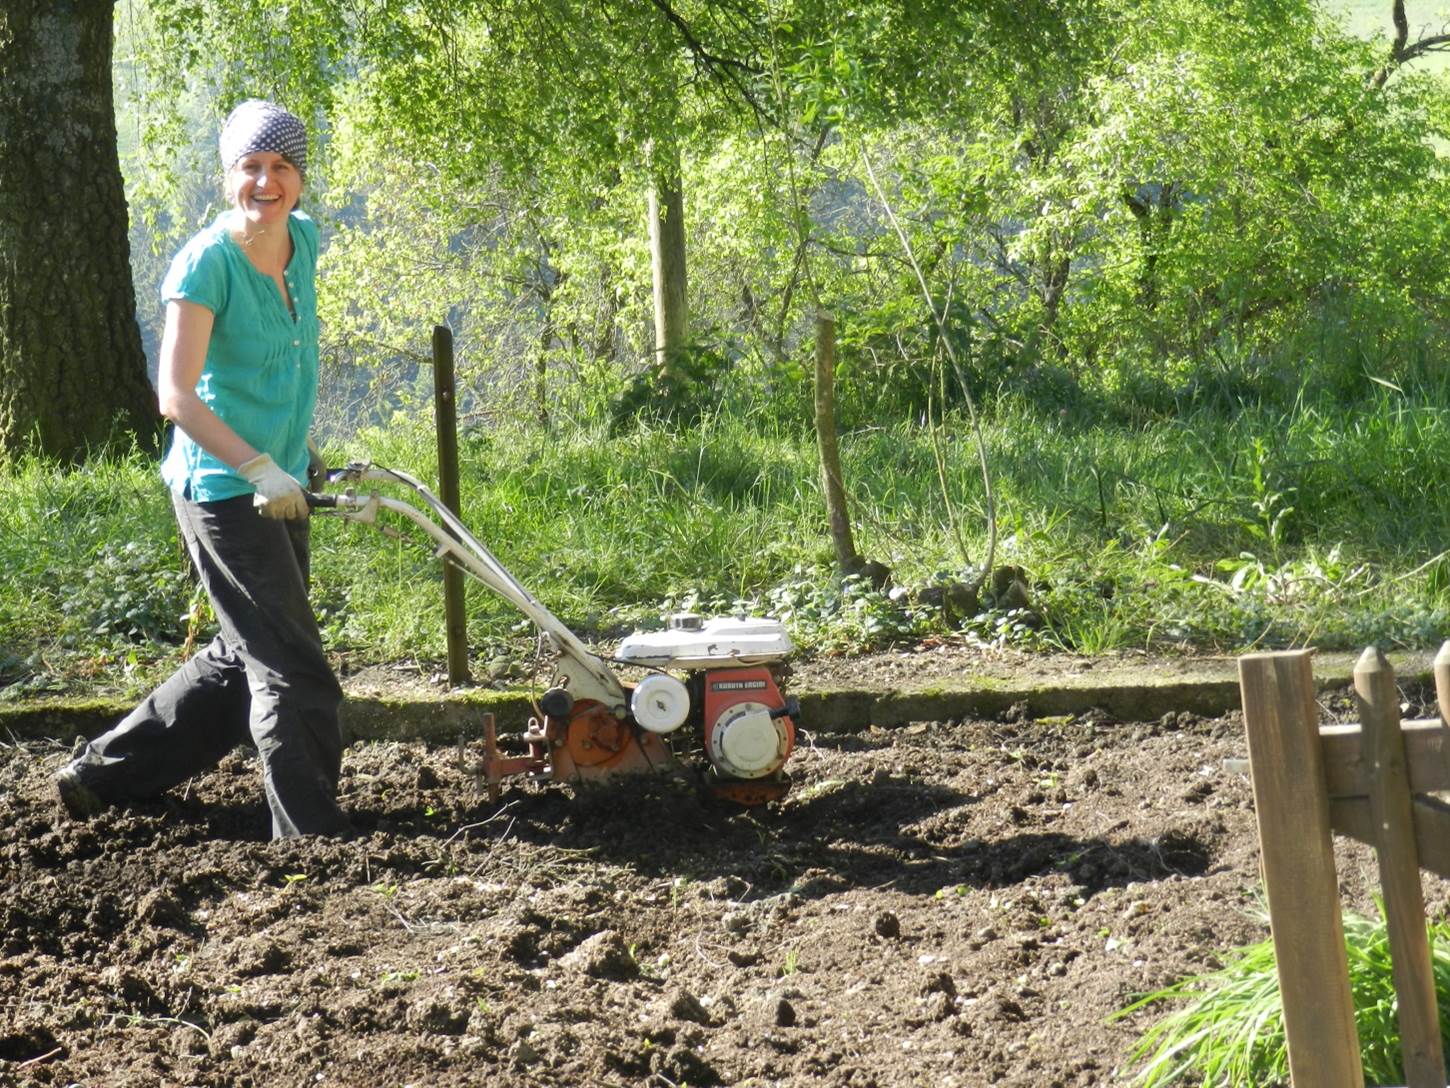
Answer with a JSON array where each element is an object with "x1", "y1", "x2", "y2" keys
[{"x1": 239, "y1": 453, "x2": 309, "y2": 520}]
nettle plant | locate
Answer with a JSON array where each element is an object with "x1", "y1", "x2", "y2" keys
[{"x1": 59, "y1": 540, "x2": 192, "y2": 646}]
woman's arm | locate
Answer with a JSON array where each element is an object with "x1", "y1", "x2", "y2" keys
[
  {"x1": 155, "y1": 299, "x2": 259, "y2": 469},
  {"x1": 157, "y1": 298, "x2": 308, "y2": 519}
]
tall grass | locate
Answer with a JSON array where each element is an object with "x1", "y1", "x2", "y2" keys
[
  {"x1": 1119, "y1": 906, "x2": 1450, "y2": 1086},
  {"x1": 3, "y1": 387, "x2": 1450, "y2": 696}
]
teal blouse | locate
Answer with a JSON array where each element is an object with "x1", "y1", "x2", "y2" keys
[{"x1": 159, "y1": 210, "x2": 320, "y2": 503}]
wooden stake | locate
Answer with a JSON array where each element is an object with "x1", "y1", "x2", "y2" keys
[
  {"x1": 1239, "y1": 650, "x2": 1364, "y2": 1088},
  {"x1": 813, "y1": 309, "x2": 857, "y2": 572},
  {"x1": 1433, "y1": 640, "x2": 1450, "y2": 727},
  {"x1": 432, "y1": 325, "x2": 471, "y2": 687},
  {"x1": 1355, "y1": 647, "x2": 1446, "y2": 1088}
]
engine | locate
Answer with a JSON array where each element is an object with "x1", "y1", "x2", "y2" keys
[{"x1": 616, "y1": 615, "x2": 797, "y2": 802}]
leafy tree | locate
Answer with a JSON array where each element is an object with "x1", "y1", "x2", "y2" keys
[
  {"x1": 1064, "y1": 0, "x2": 1450, "y2": 397},
  {"x1": 779, "y1": 0, "x2": 1450, "y2": 415},
  {"x1": 129, "y1": 0, "x2": 763, "y2": 420},
  {"x1": 118, "y1": 0, "x2": 1450, "y2": 430}
]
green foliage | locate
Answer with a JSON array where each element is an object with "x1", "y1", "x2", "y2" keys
[
  {"x1": 0, "y1": 449, "x2": 182, "y2": 652},
  {"x1": 1119, "y1": 905, "x2": 1450, "y2": 1087},
  {"x1": 59, "y1": 540, "x2": 191, "y2": 644},
  {"x1": 114, "y1": 0, "x2": 1450, "y2": 439},
  {"x1": 608, "y1": 342, "x2": 737, "y2": 433}
]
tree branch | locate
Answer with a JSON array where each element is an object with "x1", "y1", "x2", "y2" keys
[
  {"x1": 1398, "y1": 31, "x2": 1450, "y2": 62},
  {"x1": 1371, "y1": 1, "x2": 1450, "y2": 87},
  {"x1": 646, "y1": 0, "x2": 773, "y2": 123}
]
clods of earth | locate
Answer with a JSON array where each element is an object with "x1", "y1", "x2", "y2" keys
[{"x1": 1, "y1": 700, "x2": 1434, "y2": 1087}]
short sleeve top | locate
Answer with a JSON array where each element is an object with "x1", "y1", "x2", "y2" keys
[{"x1": 159, "y1": 210, "x2": 320, "y2": 503}]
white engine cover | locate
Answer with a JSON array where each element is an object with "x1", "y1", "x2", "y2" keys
[
  {"x1": 630, "y1": 673, "x2": 691, "y2": 733},
  {"x1": 616, "y1": 615, "x2": 793, "y2": 668}
]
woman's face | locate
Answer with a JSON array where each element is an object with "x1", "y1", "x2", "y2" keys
[{"x1": 226, "y1": 151, "x2": 302, "y2": 229}]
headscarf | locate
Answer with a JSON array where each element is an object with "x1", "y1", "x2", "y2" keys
[{"x1": 218, "y1": 99, "x2": 307, "y2": 178}]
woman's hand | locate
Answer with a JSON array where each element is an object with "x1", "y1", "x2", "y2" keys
[{"x1": 239, "y1": 453, "x2": 309, "y2": 519}]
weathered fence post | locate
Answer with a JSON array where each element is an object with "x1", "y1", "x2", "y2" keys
[
  {"x1": 433, "y1": 325, "x2": 471, "y2": 687},
  {"x1": 1356, "y1": 647, "x2": 1445, "y2": 1087},
  {"x1": 813, "y1": 309, "x2": 857, "y2": 574},
  {"x1": 1238, "y1": 650, "x2": 1364, "y2": 1088},
  {"x1": 1434, "y1": 640, "x2": 1450, "y2": 736}
]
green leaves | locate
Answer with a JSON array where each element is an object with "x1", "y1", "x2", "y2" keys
[
  {"x1": 1120, "y1": 904, "x2": 1450, "y2": 1087},
  {"x1": 117, "y1": 0, "x2": 1450, "y2": 434}
]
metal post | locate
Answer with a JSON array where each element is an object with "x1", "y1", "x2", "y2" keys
[{"x1": 432, "y1": 325, "x2": 471, "y2": 686}]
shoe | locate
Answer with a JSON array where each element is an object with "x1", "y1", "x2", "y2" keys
[{"x1": 53, "y1": 764, "x2": 106, "y2": 819}]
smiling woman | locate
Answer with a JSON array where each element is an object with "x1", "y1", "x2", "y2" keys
[
  {"x1": 226, "y1": 151, "x2": 304, "y2": 316},
  {"x1": 51, "y1": 99, "x2": 352, "y2": 842},
  {"x1": 228, "y1": 153, "x2": 303, "y2": 228}
]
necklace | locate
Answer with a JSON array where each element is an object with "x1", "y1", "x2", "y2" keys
[{"x1": 233, "y1": 225, "x2": 267, "y2": 249}]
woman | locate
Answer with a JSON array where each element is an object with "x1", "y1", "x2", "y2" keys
[{"x1": 53, "y1": 100, "x2": 350, "y2": 839}]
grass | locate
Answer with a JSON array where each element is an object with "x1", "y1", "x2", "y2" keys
[
  {"x1": 3, "y1": 389, "x2": 1450, "y2": 699},
  {"x1": 1118, "y1": 905, "x2": 1450, "y2": 1086}
]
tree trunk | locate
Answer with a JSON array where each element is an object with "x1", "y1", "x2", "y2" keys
[
  {"x1": 592, "y1": 267, "x2": 620, "y2": 366},
  {"x1": 1037, "y1": 250, "x2": 1071, "y2": 360},
  {"x1": 535, "y1": 308, "x2": 553, "y2": 427},
  {"x1": 814, "y1": 310, "x2": 857, "y2": 573},
  {"x1": 531, "y1": 254, "x2": 560, "y2": 428},
  {"x1": 647, "y1": 140, "x2": 688, "y2": 380},
  {"x1": 1123, "y1": 183, "x2": 1176, "y2": 311},
  {"x1": 0, "y1": 0, "x2": 157, "y2": 461}
]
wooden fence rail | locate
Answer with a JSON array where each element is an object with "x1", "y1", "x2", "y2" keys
[{"x1": 1239, "y1": 645, "x2": 1450, "y2": 1088}]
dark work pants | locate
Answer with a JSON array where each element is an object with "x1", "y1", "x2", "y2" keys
[{"x1": 71, "y1": 492, "x2": 348, "y2": 839}]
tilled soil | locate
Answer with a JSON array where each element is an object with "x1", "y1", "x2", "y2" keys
[{"x1": 0, "y1": 706, "x2": 1419, "y2": 1087}]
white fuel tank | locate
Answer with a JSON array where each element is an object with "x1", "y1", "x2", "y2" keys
[{"x1": 615, "y1": 614, "x2": 793, "y2": 668}]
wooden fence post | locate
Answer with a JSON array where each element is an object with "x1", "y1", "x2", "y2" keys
[
  {"x1": 432, "y1": 324, "x2": 471, "y2": 687},
  {"x1": 813, "y1": 309, "x2": 857, "y2": 573},
  {"x1": 1355, "y1": 647, "x2": 1445, "y2": 1087},
  {"x1": 1434, "y1": 640, "x2": 1450, "y2": 734},
  {"x1": 1238, "y1": 650, "x2": 1364, "y2": 1088}
]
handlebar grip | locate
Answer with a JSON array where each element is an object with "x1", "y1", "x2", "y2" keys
[{"x1": 305, "y1": 491, "x2": 339, "y2": 509}]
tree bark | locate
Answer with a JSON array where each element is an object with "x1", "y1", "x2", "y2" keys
[
  {"x1": 1372, "y1": 0, "x2": 1450, "y2": 87},
  {"x1": 535, "y1": 307, "x2": 553, "y2": 427},
  {"x1": 1037, "y1": 250, "x2": 1071, "y2": 360},
  {"x1": 0, "y1": 0, "x2": 157, "y2": 461},
  {"x1": 647, "y1": 140, "x2": 688, "y2": 380},
  {"x1": 814, "y1": 310, "x2": 857, "y2": 573},
  {"x1": 1123, "y1": 182, "x2": 1176, "y2": 311}
]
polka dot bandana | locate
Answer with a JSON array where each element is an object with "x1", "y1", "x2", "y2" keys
[{"x1": 219, "y1": 99, "x2": 308, "y2": 178}]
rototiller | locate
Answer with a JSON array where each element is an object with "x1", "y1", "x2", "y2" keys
[{"x1": 312, "y1": 464, "x2": 799, "y2": 804}]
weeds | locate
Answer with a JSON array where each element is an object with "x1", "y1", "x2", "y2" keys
[{"x1": 779, "y1": 946, "x2": 801, "y2": 977}]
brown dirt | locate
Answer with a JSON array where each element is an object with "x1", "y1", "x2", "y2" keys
[{"x1": 0, "y1": 693, "x2": 1435, "y2": 1087}]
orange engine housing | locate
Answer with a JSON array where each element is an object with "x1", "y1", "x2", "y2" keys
[{"x1": 701, "y1": 666, "x2": 795, "y2": 800}]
